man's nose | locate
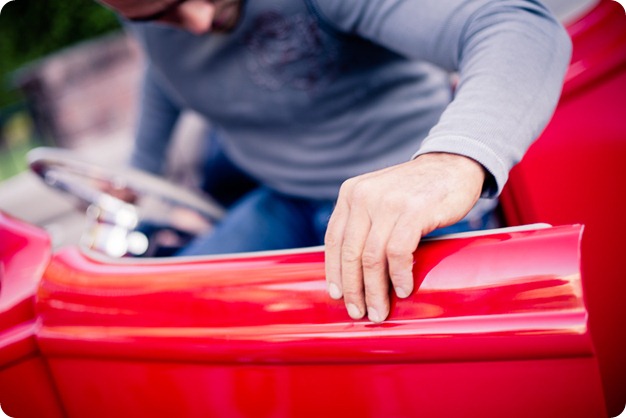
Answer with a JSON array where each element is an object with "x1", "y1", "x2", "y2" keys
[{"x1": 177, "y1": 0, "x2": 216, "y2": 35}]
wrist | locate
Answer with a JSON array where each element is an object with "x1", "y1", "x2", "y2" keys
[{"x1": 416, "y1": 152, "x2": 486, "y2": 185}]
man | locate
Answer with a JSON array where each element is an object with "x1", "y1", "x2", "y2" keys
[{"x1": 97, "y1": 0, "x2": 572, "y2": 323}]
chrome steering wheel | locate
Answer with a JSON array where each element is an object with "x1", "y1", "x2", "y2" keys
[{"x1": 28, "y1": 147, "x2": 225, "y2": 257}]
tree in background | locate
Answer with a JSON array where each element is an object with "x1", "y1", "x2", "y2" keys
[
  {"x1": 0, "y1": 0, "x2": 121, "y2": 107},
  {"x1": 0, "y1": 0, "x2": 121, "y2": 179}
]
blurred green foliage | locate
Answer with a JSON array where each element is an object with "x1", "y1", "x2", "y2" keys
[{"x1": 0, "y1": 0, "x2": 122, "y2": 108}]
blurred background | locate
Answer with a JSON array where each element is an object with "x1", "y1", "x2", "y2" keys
[
  {"x1": 0, "y1": 0, "x2": 618, "y2": 249},
  {"x1": 0, "y1": 0, "x2": 206, "y2": 247},
  {"x1": 0, "y1": 0, "x2": 124, "y2": 179}
]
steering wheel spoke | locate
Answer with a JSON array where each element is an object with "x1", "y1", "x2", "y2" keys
[{"x1": 28, "y1": 147, "x2": 225, "y2": 258}]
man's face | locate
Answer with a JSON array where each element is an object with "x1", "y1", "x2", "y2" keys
[{"x1": 98, "y1": 0, "x2": 241, "y2": 35}]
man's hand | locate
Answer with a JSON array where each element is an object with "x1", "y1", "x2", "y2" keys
[{"x1": 324, "y1": 152, "x2": 486, "y2": 323}]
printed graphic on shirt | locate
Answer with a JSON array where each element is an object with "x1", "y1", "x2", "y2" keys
[{"x1": 242, "y1": 11, "x2": 340, "y2": 92}]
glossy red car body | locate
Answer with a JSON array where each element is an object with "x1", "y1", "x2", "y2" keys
[
  {"x1": 1, "y1": 1, "x2": 625, "y2": 417},
  {"x1": 0, "y1": 215, "x2": 609, "y2": 418},
  {"x1": 500, "y1": 1, "x2": 626, "y2": 415}
]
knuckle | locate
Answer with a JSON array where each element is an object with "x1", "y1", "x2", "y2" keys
[
  {"x1": 350, "y1": 182, "x2": 369, "y2": 203},
  {"x1": 338, "y1": 177, "x2": 357, "y2": 197},
  {"x1": 385, "y1": 196, "x2": 407, "y2": 212},
  {"x1": 361, "y1": 251, "x2": 384, "y2": 271},
  {"x1": 386, "y1": 242, "x2": 411, "y2": 261},
  {"x1": 341, "y1": 245, "x2": 362, "y2": 264},
  {"x1": 324, "y1": 230, "x2": 340, "y2": 248}
]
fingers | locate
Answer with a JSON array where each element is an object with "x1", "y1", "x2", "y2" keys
[
  {"x1": 325, "y1": 185, "x2": 375, "y2": 321},
  {"x1": 386, "y1": 218, "x2": 421, "y2": 299},
  {"x1": 360, "y1": 216, "x2": 421, "y2": 322},
  {"x1": 324, "y1": 155, "x2": 486, "y2": 323},
  {"x1": 325, "y1": 200, "x2": 348, "y2": 301},
  {"x1": 339, "y1": 206, "x2": 371, "y2": 320},
  {"x1": 361, "y1": 223, "x2": 392, "y2": 323},
  {"x1": 325, "y1": 180, "x2": 416, "y2": 324}
]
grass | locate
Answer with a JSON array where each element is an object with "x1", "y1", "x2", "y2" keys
[
  {"x1": 0, "y1": 141, "x2": 33, "y2": 181},
  {"x1": 0, "y1": 108, "x2": 43, "y2": 181}
]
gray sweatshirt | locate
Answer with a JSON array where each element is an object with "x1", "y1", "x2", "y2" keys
[{"x1": 128, "y1": 0, "x2": 571, "y2": 204}]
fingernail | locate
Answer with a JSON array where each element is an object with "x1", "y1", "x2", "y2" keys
[
  {"x1": 367, "y1": 307, "x2": 382, "y2": 323},
  {"x1": 347, "y1": 303, "x2": 362, "y2": 319},
  {"x1": 395, "y1": 286, "x2": 409, "y2": 298},
  {"x1": 328, "y1": 282, "x2": 342, "y2": 299}
]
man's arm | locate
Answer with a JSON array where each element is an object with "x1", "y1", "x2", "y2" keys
[
  {"x1": 316, "y1": 0, "x2": 572, "y2": 321},
  {"x1": 130, "y1": 65, "x2": 182, "y2": 175}
]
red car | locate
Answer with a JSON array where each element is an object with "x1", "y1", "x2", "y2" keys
[{"x1": 1, "y1": 0, "x2": 625, "y2": 417}]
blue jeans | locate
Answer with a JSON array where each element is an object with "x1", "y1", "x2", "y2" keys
[
  {"x1": 177, "y1": 187, "x2": 336, "y2": 256},
  {"x1": 200, "y1": 131, "x2": 258, "y2": 208},
  {"x1": 177, "y1": 187, "x2": 498, "y2": 256}
]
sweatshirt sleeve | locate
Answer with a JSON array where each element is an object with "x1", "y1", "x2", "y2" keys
[
  {"x1": 308, "y1": 0, "x2": 572, "y2": 196},
  {"x1": 130, "y1": 64, "x2": 182, "y2": 175}
]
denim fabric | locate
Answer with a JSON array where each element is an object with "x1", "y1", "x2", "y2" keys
[
  {"x1": 177, "y1": 187, "x2": 335, "y2": 256},
  {"x1": 200, "y1": 131, "x2": 259, "y2": 208},
  {"x1": 176, "y1": 185, "x2": 498, "y2": 256}
]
